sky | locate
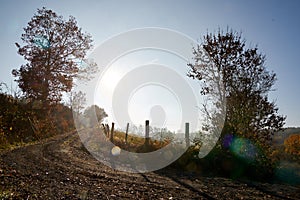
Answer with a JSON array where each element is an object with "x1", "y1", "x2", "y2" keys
[{"x1": 0, "y1": 0, "x2": 300, "y2": 130}]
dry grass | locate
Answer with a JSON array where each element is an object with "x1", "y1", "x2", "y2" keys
[{"x1": 111, "y1": 131, "x2": 171, "y2": 153}]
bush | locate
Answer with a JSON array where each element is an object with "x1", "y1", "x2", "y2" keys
[
  {"x1": 169, "y1": 136, "x2": 277, "y2": 182},
  {"x1": 0, "y1": 93, "x2": 34, "y2": 144},
  {"x1": 0, "y1": 91, "x2": 75, "y2": 148},
  {"x1": 284, "y1": 134, "x2": 300, "y2": 161}
]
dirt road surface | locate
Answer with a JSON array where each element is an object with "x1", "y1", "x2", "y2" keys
[{"x1": 1, "y1": 132, "x2": 299, "y2": 199}]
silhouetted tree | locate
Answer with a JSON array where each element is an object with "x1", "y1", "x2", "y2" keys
[
  {"x1": 84, "y1": 105, "x2": 108, "y2": 127},
  {"x1": 188, "y1": 29, "x2": 286, "y2": 170},
  {"x1": 12, "y1": 7, "x2": 96, "y2": 108},
  {"x1": 67, "y1": 90, "x2": 86, "y2": 115}
]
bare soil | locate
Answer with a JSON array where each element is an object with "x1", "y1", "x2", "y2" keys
[{"x1": 1, "y1": 131, "x2": 299, "y2": 199}]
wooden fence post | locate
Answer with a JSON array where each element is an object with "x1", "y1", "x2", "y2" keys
[
  {"x1": 102, "y1": 124, "x2": 108, "y2": 137},
  {"x1": 185, "y1": 122, "x2": 190, "y2": 148},
  {"x1": 145, "y1": 120, "x2": 150, "y2": 146},
  {"x1": 105, "y1": 124, "x2": 110, "y2": 137},
  {"x1": 125, "y1": 123, "x2": 129, "y2": 144},
  {"x1": 110, "y1": 122, "x2": 114, "y2": 143}
]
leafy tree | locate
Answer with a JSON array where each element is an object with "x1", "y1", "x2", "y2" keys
[
  {"x1": 12, "y1": 7, "x2": 96, "y2": 108},
  {"x1": 84, "y1": 105, "x2": 108, "y2": 127},
  {"x1": 284, "y1": 134, "x2": 300, "y2": 158},
  {"x1": 188, "y1": 29, "x2": 286, "y2": 171}
]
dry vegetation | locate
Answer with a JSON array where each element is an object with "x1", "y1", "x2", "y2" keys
[
  {"x1": 1, "y1": 131, "x2": 299, "y2": 199},
  {"x1": 111, "y1": 130, "x2": 171, "y2": 153}
]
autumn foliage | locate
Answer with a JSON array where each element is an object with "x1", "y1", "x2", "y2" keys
[
  {"x1": 0, "y1": 8, "x2": 96, "y2": 149},
  {"x1": 284, "y1": 134, "x2": 300, "y2": 157}
]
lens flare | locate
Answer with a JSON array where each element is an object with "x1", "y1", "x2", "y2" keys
[
  {"x1": 275, "y1": 161, "x2": 300, "y2": 185},
  {"x1": 111, "y1": 146, "x2": 121, "y2": 156},
  {"x1": 223, "y1": 134, "x2": 234, "y2": 148},
  {"x1": 33, "y1": 35, "x2": 50, "y2": 49},
  {"x1": 73, "y1": 28, "x2": 226, "y2": 173},
  {"x1": 229, "y1": 137, "x2": 258, "y2": 163}
]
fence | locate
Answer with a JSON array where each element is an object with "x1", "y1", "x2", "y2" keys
[{"x1": 102, "y1": 120, "x2": 191, "y2": 148}]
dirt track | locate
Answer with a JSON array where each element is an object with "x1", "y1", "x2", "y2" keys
[{"x1": 0, "y1": 131, "x2": 299, "y2": 199}]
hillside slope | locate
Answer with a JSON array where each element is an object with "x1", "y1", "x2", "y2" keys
[{"x1": 1, "y1": 131, "x2": 299, "y2": 199}]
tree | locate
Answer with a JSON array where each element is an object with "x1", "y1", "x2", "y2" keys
[
  {"x1": 67, "y1": 90, "x2": 86, "y2": 115},
  {"x1": 12, "y1": 7, "x2": 96, "y2": 108},
  {"x1": 84, "y1": 105, "x2": 108, "y2": 127},
  {"x1": 284, "y1": 134, "x2": 300, "y2": 159},
  {"x1": 188, "y1": 29, "x2": 285, "y2": 162}
]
